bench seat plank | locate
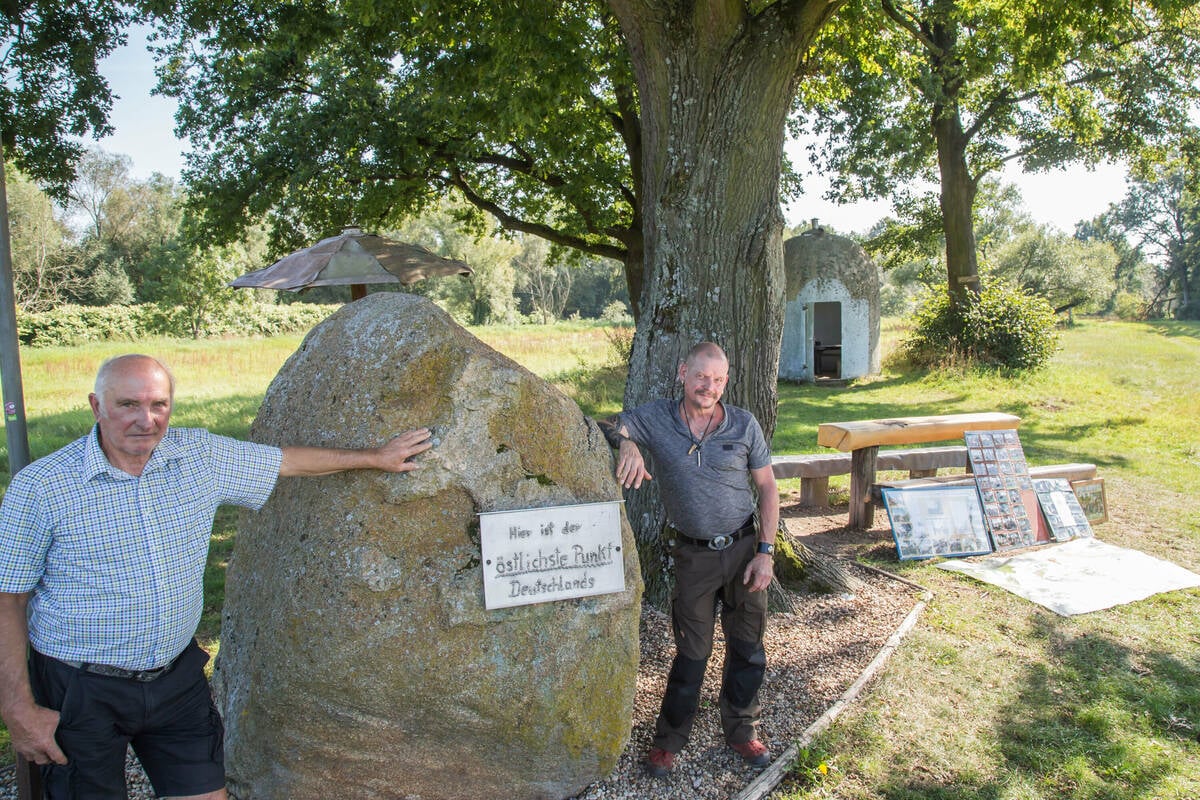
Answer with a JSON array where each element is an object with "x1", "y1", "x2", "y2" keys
[
  {"x1": 771, "y1": 446, "x2": 973, "y2": 508},
  {"x1": 876, "y1": 445, "x2": 968, "y2": 472},
  {"x1": 871, "y1": 463, "x2": 1098, "y2": 502},
  {"x1": 817, "y1": 412, "x2": 1020, "y2": 452},
  {"x1": 771, "y1": 446, "x2": 968, "y2": 480}
]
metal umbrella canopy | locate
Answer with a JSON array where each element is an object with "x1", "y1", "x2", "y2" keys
[{"x1": 230, "y1": 226, "x2": 472, "y2": 299}]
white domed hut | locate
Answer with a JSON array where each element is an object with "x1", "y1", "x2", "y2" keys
[{"x1": 779, "y1": 221, "x2": 881, "y2": 382}]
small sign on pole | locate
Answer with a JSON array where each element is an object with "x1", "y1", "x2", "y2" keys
[{"x1": 479, "y1": 501, "x2": 626, "y2": 610}]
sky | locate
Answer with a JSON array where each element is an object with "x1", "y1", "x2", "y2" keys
[{"x1": 96, "y1": 26, "x2": 1132, "y2": 238}]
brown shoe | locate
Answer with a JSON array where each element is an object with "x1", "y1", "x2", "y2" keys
[
  {"x1": 731, "y1": 739, "x2": 771, "y2": 767},
  {"x1": 645, "y1": 746, "x2": 675, "y2": 777}
]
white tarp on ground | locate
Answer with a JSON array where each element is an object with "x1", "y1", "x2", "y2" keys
[{"x1": 936, "y1": 537, "x2": 1200, "y2": 616}]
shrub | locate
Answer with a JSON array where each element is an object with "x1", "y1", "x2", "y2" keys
[
  {"x1": 599, "y1": 300, "x2": 633, "y2": 325},
  {"x1": 1113, "y1": 291, "x2": 1147, "y2": 321},
  {"x1": 901, "y1": 281, "x2": 1059, "y2": 370},
  {"x1": 1175, "y1": 297, "x2": 1200, "y2": 320},
  {"x1": 16, "y1": 302, "x2": 340, "y2": 347},
  {"x1": 16, "y1": 305, "x2": 148, "y2": 347},
  {"x1": 603, "y1": 323, "x2": 634, "y2": 365}
]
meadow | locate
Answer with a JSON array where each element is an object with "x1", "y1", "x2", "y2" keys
[{"x1": 2, "y1": 317, "x2": 1198, "y2": 799}]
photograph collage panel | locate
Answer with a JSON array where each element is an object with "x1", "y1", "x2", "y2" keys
[
  {"x1": 964, "y1": 429, "x2": 1038, "y2": 551},
  {"x1": 1033, "y1": 478, "x2": 1094, "y2": 541},
  {"x1": 882, "y1": 485, "x2": 993, "y2": 561}
]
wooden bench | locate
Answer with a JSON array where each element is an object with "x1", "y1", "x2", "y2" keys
[
  {"x1": 816, "y1": 412, "x2": 1022, "y2": 529},
  {"x1": 772, "y1": 446, "x2": 969, "y2": 507}
]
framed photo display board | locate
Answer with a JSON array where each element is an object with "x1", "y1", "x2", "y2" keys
[
  {"x1": 882, "y1": 485, "x2": 992, "y2": 560},
  {"x1": 1032, "y1": 478, "x2": 1094, "y2": 541},
  {"x1": 1071, "y1": 478, "x2": 1108, "y2": 524},
  {"x1": 964, "y1": 428, "x2": 1041, "y2": 551}
]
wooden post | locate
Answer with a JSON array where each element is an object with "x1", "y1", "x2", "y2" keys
[
  {"x1": 848, "y1": 446, "x2": 879, "y2": 530},
  {"x1": 798, "y1": 476, "x2": 830, "y2": 508}
]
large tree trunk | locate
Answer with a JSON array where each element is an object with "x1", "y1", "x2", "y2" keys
[
  {"x1": 931, "y1": 4, "x2": 979, "y2": 304},
  {"x1": 930, "y1": 6, "x2": 981, "y2": 304},
  {"x1": 935, "y1": 111, "x2": 981, "y2": 303},
  {"x1": 608, "y1": 0, "x2": 838, "y2": 607}
]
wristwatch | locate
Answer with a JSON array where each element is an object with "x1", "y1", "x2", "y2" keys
[{"x1": 756, "y1": 541, "x2": 775, "y2": 556}]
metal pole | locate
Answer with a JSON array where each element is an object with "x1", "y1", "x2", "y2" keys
[
  {"x1": 1, "y1": 142, "x2": 39, "y2": 799},
  {"x1": 0, "y1": 144, "x2": 31, "y2": 472}
]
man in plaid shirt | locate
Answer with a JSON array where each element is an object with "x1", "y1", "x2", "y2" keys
[{"x1": 0, "y1": 354, "x2": 432, "y2": 799}]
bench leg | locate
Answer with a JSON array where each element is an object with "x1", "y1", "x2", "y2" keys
[
  {"x1": 909, "y1": 468, "x2": 937, "y2": 478},
  {"x1": 799, "y1": 476, "x2": 830, "y2": 508},
  {"x1": 848, "y1": 446, "x2": 879, "y2": 530}
]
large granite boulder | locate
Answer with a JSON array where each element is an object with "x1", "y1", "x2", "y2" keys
[{"x1": 214, "y1": 293, "x2": 643, "y2": 800}]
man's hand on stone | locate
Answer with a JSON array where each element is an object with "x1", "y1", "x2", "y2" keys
[
  {"x1": 743, "y1": 553, "x2": 774, "y2": 593},
  {"x1": 376, "y1": 428, "x2": 434, "y2": 472},
  {"x1": 615, "y1": 439, "x2": 652, "y2": 489},
  {"x1": 5, "y1": 701, "x2": 66, "y2": 765}
]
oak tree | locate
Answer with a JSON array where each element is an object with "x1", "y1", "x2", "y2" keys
[
  {"x1": 151, "y1": 0, "x2": 845, "y2": 602},
  {"x1": 796, "y1": 0, "x2": 1200, "y2": 304},
  {"x1": 1, "y1": 0, "x2": 136, "y2": 192}
]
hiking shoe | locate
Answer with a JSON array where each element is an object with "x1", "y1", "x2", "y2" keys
[
  {"x1": 731, "y1": 739, "x2": 771, "y2": 767},
  {"x1": 644, "y1": 747, "x2": 675, "y2": 777}
]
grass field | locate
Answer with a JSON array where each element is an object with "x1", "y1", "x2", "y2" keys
[{"x1": 2, "y1": 317, "x2": 1198, "y2": 799}]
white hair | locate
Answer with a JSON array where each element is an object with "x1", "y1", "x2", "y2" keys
[{"x1": 94, "y1": 354, "x2": 175, "y2": 400}]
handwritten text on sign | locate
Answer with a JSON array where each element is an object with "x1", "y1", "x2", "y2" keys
[{"x1": 479, "y1": 501, "x2": 625, "y2": 610}]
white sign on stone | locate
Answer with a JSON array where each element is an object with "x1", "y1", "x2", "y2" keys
[{"x1": 479, "y1": 501, "x2": 626, "y2": 610}]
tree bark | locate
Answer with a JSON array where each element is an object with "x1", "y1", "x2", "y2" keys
[
  {"x1": 929, "y1": 6, "x2": 981, "y2": 304},
  {"x1": 935, "y1": 111, "x2": 981, "y2": 302},
  {"x1": 607, "y1": 0, "x2": 838, "y2": 606}
]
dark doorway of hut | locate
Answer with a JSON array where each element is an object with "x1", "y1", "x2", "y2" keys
[{"x1": 812, "y1": 301, "x2": 843, "y2": 381}]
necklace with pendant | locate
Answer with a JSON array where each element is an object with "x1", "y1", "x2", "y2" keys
[{"x1": 682, "y1": 401, "x2": 717, "y2": 465}]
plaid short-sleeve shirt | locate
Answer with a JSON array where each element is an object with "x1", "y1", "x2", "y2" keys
[{"x1": 0, "y1": 426, "x2": 282, "y2": 670}]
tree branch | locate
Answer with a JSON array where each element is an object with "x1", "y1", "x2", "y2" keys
[
  {"x1": 881, "y1": 0, "x2": 940, "y2": 56},
  {"x1": 450, "y1": 170, "x2": 629, "y2": 264}
]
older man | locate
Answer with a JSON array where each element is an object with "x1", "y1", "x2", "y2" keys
[
  {"x1": 601, "y1": 341, "x2": 779, "y2": 777},
  {"x1": 0, "y1": 354, "x2": 432, "y2": 800}
]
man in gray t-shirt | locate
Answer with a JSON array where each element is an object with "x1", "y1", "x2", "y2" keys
[{"x1": 601, "y1": 342, "x2": 779, "y2": 777}]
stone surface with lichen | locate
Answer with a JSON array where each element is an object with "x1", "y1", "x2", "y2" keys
[{"x1": 214, "y1": 293, "x2": 643, "y2": 800}]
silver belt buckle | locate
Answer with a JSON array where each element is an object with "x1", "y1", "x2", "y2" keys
[{"x1": 707, "y1": 534, "x2": 732, "y2": 551}]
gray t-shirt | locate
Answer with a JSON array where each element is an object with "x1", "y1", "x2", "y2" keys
[{"x1": 620, "y1": 398, "x2": 771, "y2": 539}]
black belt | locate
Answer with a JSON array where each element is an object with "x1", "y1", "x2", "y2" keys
[
  {"x1": 60, "y1": 652, "x2": 182, "y2": 683},
  {"x1": 671, "y1": 517, "x2": 756, "y2": 551}
]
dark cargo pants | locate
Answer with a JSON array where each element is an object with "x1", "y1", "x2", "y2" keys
[{"x1": 652, "y1": 531, "x2": 768, "y2": 753}]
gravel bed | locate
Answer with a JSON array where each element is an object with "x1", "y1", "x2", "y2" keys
[
  {"x1": 1, "y1": 520, "x2": 917, "y2": 800},
  {"x1": 566, "y1": 557, "x2": 918, "y2": 800}
]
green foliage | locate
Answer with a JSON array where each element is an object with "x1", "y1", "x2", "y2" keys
[
  {"x1": 1103, "y1": 132, "x2": 1200, "y2": 319},
  {"x1": 903, "y1": 281, "x2": 1060, "y2": 370},
  {"x1": 788, "y1": 744, "x2": 836, "y2": 791},
  {"x1": 795, "y1": 0, "x2": 1200, "y2": 296},
  {"x1": 0, "y1": 2, "x2": 137, "y2": 194},
  {"x1": 15, "y1": 304, "x2": 148, "y2": 347},
  {"x1": 602, "y1": 323, "x2": 634, "y2": 365},
  {"x1": 151, "y1": 0, "x2": 637, "y2": 274},
  {"x1": 76, "y1": 256, "x2": 136, "y2": 306},
  {"x1": 394, "y1": 200, "x2": 521, "y2": 325},
  {"x1": 1076, "y1": 208, "x2": 1159, "y2": 313},
  {"x1": 15, "y1": 302, "x2": 337, "y2": 347},
  {"x1": 985, "y1": 225, "x2": 1118, "y2": 315},
  {"x1": 1113, "y1": 290, "x2": 1150, "y2": 321},
  {"x1": 599, "y1": 300, "x2": 633, "y2": 325},
  {"x1": 4, "y1": 166, "x2": 83, "y2": 311}
]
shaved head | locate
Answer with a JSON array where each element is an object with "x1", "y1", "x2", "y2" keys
[{"x1": 685, "y1": 341, "x2": 728, "y2": 368}]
